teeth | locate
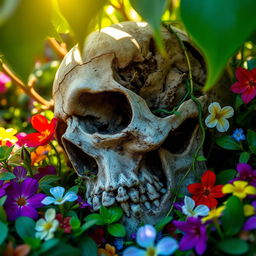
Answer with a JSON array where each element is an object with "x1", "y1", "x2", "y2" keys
[
  {"x1": 131, "y1": 204, "x2": 142, "y2": 216},
  {"x1": 102, "y1": 191, "x2": 115, "y2": 207},
  {"x1": 160, "y1": 188, "x2": 167, "y2": 194},
  {"x1": 87, "y1": 197, "x2": 92, "y2": 205},
  {"x1": 153, "y1": 175, "x2": 160, "y2": 182},
  {"x1": 142, "y1": 172, "x2": 153, "y2": 183},
  {"x1": 116, "y1": 187, "x2": 129, "y2": 202},
  {"x1": 139, "y1": 184, "x2": 146, "y2": 194},
  {"x1": 146, "y1": 183, "x2": 160, "y2": 200},
  {"x1": 128, "y1": 188, "x2": 140, "y2": 203},
  {"x1": 140, "y1": 195, "x2": 147, "y2": 203},
  {"x1": 93, "y1": 195, "x2": 101, "y2": 211},
  {"x1": 153, "y1": 199, "x2": 160, "y2": 207},
  {"x1": 120, "y1": 202, "x2": 130, "y2": 217},
  {"x1": 153, "y1": 181, "x2": 162, "y2": 190},
  {"x1": 144, "y1": 201, "x2": 151, "y2": 210}
]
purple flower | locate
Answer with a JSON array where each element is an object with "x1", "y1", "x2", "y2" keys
[
  {"x1": 34, "y1": 166, "x2": 56, "y2": 180},
  {"x1": 244, "y1": 201, "x2": 256, "y2": 231},
  {"x1": 77, "y1": 195, "x2": 92, "y2": 209},
  {"x1": 0, "y1": 180, "x2": 9, "y2": 198},
  {"x1": 13, "y1": 166, "x2": 28, "y2": 182},
  {"x1": 173, "y1": 217, "x2": 207, "y2": 255},
  {"x1": 231, "y1": 128, "x2": 245, "y2": 142},
  {"x1": 231, "y1": 163, "x2": 256, "y2": 186},
  {"x1": 0, "y1": 72, "x2": 10, "y2": 93},
  {"x1": 4, "y1": 178, "x2": 46, "y2": 220}
]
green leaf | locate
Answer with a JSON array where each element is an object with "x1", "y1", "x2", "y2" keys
[
  {"x1": 0, "y1": 0, "x2": 53, "y2": 82},
  {"x1": 67, "y1": 185, "x2": 79, "y2": 194},
  {"x1": 39, "y1": 175, "x2": 60, "y2": 193},
  {"x1": 15, "y1": 216, "x2": 35, "y2": 239},
  {"x1": 70, "y1": 216, "x2": 81, "y2": 230},
  {"x1": 180, "y1": 0, "x2": 256, "y2": 91},
  {"x1": 216, "y1": 169, "x2": 236, "y2": 185},
  {"x1": 130, "y1": 0, "x2": 168, "y2": 55},
  {"x1": 0, "y1": 221, "x2": 8, "y2": 244},
  {"x1": 23, "y1": 237, "x2": 41, "y2": 250},
  {"x1": 0, "y1": 0, "x2": 20, "y2": 25},
  {"x1": 196, "y1": 155, "x2": 207, "y2": 161},
  {"x1": 0, "y1": 206, "x2": 7, "y2": 222},
  {"x1": 247, "y1": 129, "x2": 256, "y2": 154},
  {"x1": 0, "y1": 195, "x2": 7, "y2": 206},
  {"x1": 85, "y1": 213, "x2": 104, "y2": 226},
  {"x1": 155, "y1": 216, "x2": 172, "y2": 232},
  {"x1": 107, "y1": 223, "x2": 126, "y2": 237},
  {"x1": 57, "y1": 0, "x2": 107, "y2": 51},
  {"x1": 0, "y1": 145, "x2": 13, "y2": 161},
  {"x1": 239, "y1": 152, "x2": 250, "y2": 163},
  {"x1": 215, "y1": 136, "x2": 242, "y2": 150},
  {"x1": 80, "y1": 236, "x2": 97, "y2": 256},
  {"x1": 100, "y1": 206, "x2": 123, "y2": 224},
  {"x1": 0, "y1": 171, "x2": 16, "y2": 181},
  {"x1": 38, "y1": 239, "x2": 59, "y2": 254},
  {"x1": 74, "y1": 219, "x2": 98, "y2": 237},
  {"x1": 46, "y1": 242, "x2": 81, "y2": 256},
  {"x1": 218, "y1": 238, "x2": 249, "y2": 255},
  {"x1": 222, "y1": 196, "x2": 244, "y2": 236}
]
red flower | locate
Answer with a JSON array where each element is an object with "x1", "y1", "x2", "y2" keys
[
  {"x1": 231, "y1": 67, "x2": 256, "y2": 104},
  {"x1": 188, "y1": 170, "x2": 224, "y2": 208},
  {"x1": 56, "y1": 214, "x2": 72, "y2": 233},
  {"x1": 22, "y1": 115, "x2": 57, "y2": 147}
]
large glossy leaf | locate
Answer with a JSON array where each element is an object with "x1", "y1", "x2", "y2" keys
[
  {"x1": 180, "y1": 0, "x2": 256, "y2": 91},
  {"x1": 57, "y1": 0, "x2": 107, "y2": 51},
  {"x1": 130, "y1": 0, "x2": 168, "y2": 55},
  {"x1": 0, "y1": 0, "x2": 53, "y2": 82}
]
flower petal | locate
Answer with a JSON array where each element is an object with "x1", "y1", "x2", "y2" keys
[
  {"x1": 222, "y1": 184, "x2": 234, "y2": 194},
  {"x1": 187, "y1": 183, "x2": 203, "y2": 195},
  {"x1": 194, "y1": 205, "x2": 210, "y2": 216},
  {"x1": 179, "y1": 234, "x2": 197, "y2": 251},
  {"x1": 184, "y1": 196, "x2": 195, "y2": 211},
  {"x1": 220, "y1": 106, "x2": 234, "y2": 118},
  {"x1": 31, "y1": 115, "x2": 51, "y2": 132},
  {"x1": 208, "y1": 102, "x2": 221, "y2": 115},
  {"x1": 50, "y1": 186, "x2": 65, "y2": 200},
  {"x1": 216, "y1": 118, "x2": 230, "y2": 132},
  {"x1": 22, "y1": 133, "x2": 42, "y2": 147},
  {"x1": 28, "y1": 193, "x2": 46, "y2": 208},
  {"x1": 241, "y1": 87, "x2": 256, "y2": 104},
  {"x1": 21, "y1": 178, "x2": 38, "y2": 197},
  {"x1": 156, "y1": 237, "x2": 178, "y2": 255},
  {"x1": 173, "y1": 220, "x2": 191, "y2": 233},
  {"x1": 42, "y1": 196, "x2": 56, "y2": 205},
  {"x1": 205, "y1": 114, "x2": 218, "y2": 128},
  {"x1": 201, "y1": 170, "x2": 216, "y2": 187},
  {"x1": 243, "y1": 216, "x2": 256, "y2": 231},
  {"x1": 62, "y1": 191, "x2": 78, "y2": 203},
  {"x1": 230, "y1": 81, "x2": 247, "y2": 94},
  {"x1": 35, "y1": 219, "x2": 46, "y2": 231},
  {"x1": 123, "y1": 247, "x2": 146, "y2": 256},
  {"x1": 245, "y1": 185, "x2": 256, "y2": 195},
  {"x1": 19, "y1": 205, "x2": 38, "y2": 219},
  {"x1": 136, "y1": 224, "x2": 156, "y2": 248},
  {"x1": 45, "y1": 208, "x2": 56, "y2": 222},
  {"x1": 211, "y1": 185, "x2": 224, "y2": 198}
]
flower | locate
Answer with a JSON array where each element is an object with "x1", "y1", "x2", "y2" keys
[
  {"x1": 4, "y1": 178, "x2": 46, "y2": 220},
  {"x1": 222, "y1": 180, "x2": 256, "y2": 199},
  {"x1": 182, "y1": 196, "x2": 209, "y2": 217},
  {"x1": 0, "y1": 72, "x2": 11, "y2": 94},
  {"x1": 123, "y1": 224, "x2": 178, "y2": 256},
  {"x1": 188, "y1": 170, "x2": 224, "y2": 208},
  {"x1": 230, "y1": 67, "x2": 256, "y2": 104},
  {"x1": 202, "y1": 206, "x2": 225, "y2": 223},
  {"x1": 35, "y1": 208, "x2": 59, "y2": 240},
  {"x1": 114, "y1": 238, "x2": 124, "y2": 251},
  {"x1": 34, "y1": 166, "x2": 56, "y2": 180},
  {"x1": 230, "y1": 163, "x2": 256, "y2": 186},
  {"x1": 205, "y1": 102, "x2": 234, "y2": 132},
  {"x1": 31, "y1": 145, "x2": 51, "y2": 165},
  {"x1": 231, "y1": 128, "x2": 246, "y2": 141},
  {"x1": 89, "y1": 227, "x2": 105, "y2": 245},
  {"x1": 173, "y1": 217, "x2": 207, "y2": 255},
  {"x1": 13, "y1": 166, "x2": 28, "y2": 183},
  {"x1": 56, "y1": 213, "x2": 72, "y2": 233},
  {"x1": 98, "y1": 244, "x2": 118, "y2": 256},
  {"x1": 42, "y1": 186, "x2": 78, "y2": 205},
  {"x1": 77, "y1": 195, "x2": 92, "y2": 209},
  {"x1": 0, "y1": 127, "x2": 18, "y2": 146},
  {"x1": 3, "y1": 241, "x2": 30, "y2": 256},
  {"x1": 22, "y1": 114, "x2": 57, "y2": 147},
  {"x1": 243, "y1": 201, "x2": 256, "y2": 231},
  {"x1": 0, "y1": 180, "x2": 9, "y2": 198},
  {"x1": 243, "y1": 204, "x2": 255, "y2": 216}
]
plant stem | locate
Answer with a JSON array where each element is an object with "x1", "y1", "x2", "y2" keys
[
  {"x1": 50, "y1": 142, "x2": 62, "y2": 178},
  {"x1": 48, "y1": 38, "x2": 68, "y2": 59}
]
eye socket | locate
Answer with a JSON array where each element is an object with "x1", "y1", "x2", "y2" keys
[
  {"x1": 161, "y1": 118, "x2": 198, "y2": 154},
  {"x1": 62, "y1": 139, "x2": 98, "y2": 178},
  {"x1": 77, "y1": 91, "x2": 132, "y2": 135}
]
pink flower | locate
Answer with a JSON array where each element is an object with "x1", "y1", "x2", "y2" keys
[
  {"x1": 0, "y1": 72, "x2": 11, "y2": 93},
  {"x1": 231, "y1": 67, "x2": 256, "y2": 104}
]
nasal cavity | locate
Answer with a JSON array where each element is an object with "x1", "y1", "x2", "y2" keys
[{"x1": 77, "y1": 91, "x2": 132, "y2": 135}]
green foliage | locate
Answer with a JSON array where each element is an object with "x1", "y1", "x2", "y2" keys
[
  {"x1": 217, "y1": 238, "x2": 249, "y2": 255},
  {"x1": 155, "y1": 216, "x2": 172, "y2": 231},
  {"x1": 0, "y1": 171, "x2": 15, "y2": 181},
  {"x1": 107, "y1": 223, "x2": 126, "y2": 237},
  {"x1": 216, "y1": 169, "x2": 236, "y2": 185},
  {"x1": 215, "y1": 136, "x2": 242, "y2": 150},
  {"x1": 180, "y1": 0, "x2": 256, "y2": 91},
  {"x1": 15, "y1": 216, "x2": 35, "y2": 239},
  {"x1": 0, "y1": 145, "x2": 14, "y2": 162},
  {"x1": 80, "y1": 236, "x2": 97, "y2": 256},
  {"x1": 247, "y1": 129, "x2": 256, "y2": 154},
  {"x1": 0, "y1": 221, "x2": 8, "y2": 244},
  {"x1": 239, "y1": 152, "x2": 250, "y2": 163}
]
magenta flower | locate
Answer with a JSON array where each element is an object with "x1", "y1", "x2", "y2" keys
[
  {"x1": 231, "y1": 163, "x2": 256, "y2": 186},
  {"x1": 13, "y1": 166, "x2": 28, "y2": 183},
  {"x1": 4, "y1": 178, "x2": 46, "y2": 220},
  {"x1": 173, "y1": 217, "x2": 207, "y2": 255},
  {"x1": 0, "y1": 180, "x2": 9, "y2": 198},
  {"x1": 0, "y1": 72, "x2": 10, "y2": 93},
  {"x1": 244, "y1": 201, "x2": 256, "y2": 231}
]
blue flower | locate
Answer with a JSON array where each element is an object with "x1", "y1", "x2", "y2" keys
[
  {"x1": 232, "y1": 128, "x2": 245, "y2": 142},
  {"x1": 123, "y1": 225, "x2": 178, "y2": 256},
  {"x1": 42, "y1": 186, "x2": 78, "y2": 205},
  {"x1": 182, "y1": 196, "x2": 209, "y2": 217}
]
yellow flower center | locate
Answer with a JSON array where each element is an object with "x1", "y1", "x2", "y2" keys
[
  {"x1": 214, "y1": 112, "x2": 224, "y2": 120},
  {"x1": 16, "y1": 197, "x2": 27, "y2": 206},
  {"x1": 39, "y1": 130, "x2": 51, "y2": 141},
  {"x1": 233, "y1": 186, "x2": 244, "y2": 194},
  {"x1": 44, "y1": 222, "x2": 53, "y2": 231},
  {"x1": 147, "y1": 247, "x2": 157, "y2": 256}
]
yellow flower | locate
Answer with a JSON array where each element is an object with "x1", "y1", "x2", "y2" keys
[
  {"x1": 0, "y1": 127, "x2": 18, "y2": 146},
  {"x1": 98, "y1": 244, "x2": 118, "y2": 256},
  {"x1": 205, "y1": 102, "x2": 234, "y2": 132},
  {"x1": 202, "y1": 206, "x2": 225, "y2": 223},
  {"x1": 222, "y1": 181, "x2": 256, "y2": 199},
  {"x1": 243, "y1": 204, "x2": 255, "y2": 216}
]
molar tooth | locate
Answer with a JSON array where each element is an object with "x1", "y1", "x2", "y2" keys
[
  {"x1": 146, "y1": 183, "x2": 160, "y2": 200},
  {"x1": 102, "y1": 191, "x2": 115, "y2": 207},
  {"x1": 144, "y1": 201, "x2": 151, "y2": 210},
  {"x1": 153, "y1": 199, "x2": 160, "y2": 207},
  {"x1": 128, "y1": 188, "x2": 140, "y2": 203},
  {"x1": 153, "y1": 181, "x2": 162, "y2": 190},
  {"x1": 139, "y1": 184, "x2": 146, "y2": 194},
  {"x1": 140, "y1": 195, "x2": 147, "y2": 203},
  {"x1": 93, "y1": 196, "x2": 101, "y2": 211},
  {"x1": 87, "y1": 197, "x2": 92, "y2": 205},
  {"x1": 120, "y1": 202, "x2": 130, "y2": 217},
  {"x1": 160, "y1": 188, "x2": 167, "y2": 194},
  {"x1": 142, "y1": 172, "x2": 153, "y2": 183},
  {"x1": 116, "y1": 187, "x2": 129, "y2": 202},
  {"x1": 131, "y1": 204, "x2": 142, "y2": 217}
]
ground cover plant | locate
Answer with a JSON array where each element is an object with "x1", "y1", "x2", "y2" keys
[{"x1": 0, "y1": 0, "x2": 256, "y2": 255}]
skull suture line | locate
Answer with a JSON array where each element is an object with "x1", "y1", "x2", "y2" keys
[{"x1": 53, "y1": 22, "x2": 211, "y2": 231}]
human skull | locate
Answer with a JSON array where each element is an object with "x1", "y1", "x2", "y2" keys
[{"x1": 53, "y1": 22, "x2": 216, "y2": 232}]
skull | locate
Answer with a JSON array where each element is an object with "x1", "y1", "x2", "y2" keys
[{"x1": 53, "y1": 22, "x2": 217, "y2": 232}]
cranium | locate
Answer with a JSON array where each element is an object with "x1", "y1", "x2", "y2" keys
[{"x1": 53, "y1": 22, "x2": 220, "y2": 232}]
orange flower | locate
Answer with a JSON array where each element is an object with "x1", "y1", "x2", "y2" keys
[
  {"x1": 31, "y1": 145, "x2": 51, "y2": 165},
  {"x1": 98, "y1": 244, "x2": 118, "y2": 256},
  {"x1": 4, "y1": 242, "x2": 30, "y2": 256}
]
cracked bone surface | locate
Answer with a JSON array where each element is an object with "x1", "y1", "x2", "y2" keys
[{"x1": 53, "y1": 21, "x2": 228, "y2": 234}]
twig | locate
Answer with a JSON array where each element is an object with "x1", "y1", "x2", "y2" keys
[
  {"x1": 2, "y1": 63, "x2": 54, "y2": 110},
  {"x1": 48, "y1": 37, "x2": 68, "y2": 59},
  {"x1": 110, "y1": 0, "x2": 130, "y2": 21}
]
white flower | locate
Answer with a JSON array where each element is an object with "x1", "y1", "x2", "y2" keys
[
  {"x1": 35, "y1": 208, "x2": 59, "y2": 240},
  {"x1": 42, "y1": 186, "x2": 78, "y2": 205},
  {"x1": 182, "y1": 196, "x2": 209, "y2": 217},
  {"x1": 205, "y1": 102, "x2": 234, "y2": 132}
]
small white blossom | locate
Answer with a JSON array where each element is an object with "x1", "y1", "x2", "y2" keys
[{"x1": 182, "y1": 196, "x2": 209, "y2": 217}]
